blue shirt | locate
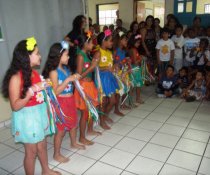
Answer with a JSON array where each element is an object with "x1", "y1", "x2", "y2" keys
[
  {"x1": 115, "y1": 47, "x2": 126, "y2": 62},
  {"x1": 57, "y1": 66, "x2": 73, "y2": 95}
]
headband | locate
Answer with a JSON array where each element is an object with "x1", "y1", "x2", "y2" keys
[
  {"x1": 135, "y1": 34, "x2": 141, "y2": 40},
  {"x1": 26, "y1": 37, "x2": 37, "y2": 51},
  {"x1": 103, "y1": 29, "x2": 112, "y2": 41},
  {"x1": 86, "y1": 31, "x2": 92, "y2": 42},
  {"x1": 119, "y1": 31, "x2": 124, "y2": 37},
  {"x1": 60, "y1": 41, "x2": 69, "y2": 53}
]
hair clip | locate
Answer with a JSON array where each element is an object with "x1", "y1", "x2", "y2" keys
[
  {"x1": 86, "y1": 31, "x2": 92, "y2": 42},
  {"x1": 119, "y1": 31, "x2": 124, "y2": 37},
  {"x1": 26, "y1": 37, "x2": 37, "y2": 51},
  {"x1": 60, "y1": 41, "x2": 69, "y2": 53},
  {"x1": 135, "y1": 34, "x2": 141, "y2": 40},
  {"x1": 103, "y1": 29, "x2": 112, "y2": 41}
]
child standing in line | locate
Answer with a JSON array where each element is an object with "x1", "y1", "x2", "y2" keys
[
  {"x1": 42, "y1": 41, "x2": 85, "y2": 163},
  {"x1": 156, "y1": 28, "x2": 175, "y2": 79},
  {"x1": 171, "y1": 24, "x2": 185, "y2": 73},
  {"x1": 2, "y1": 37, "x2": 61, "y2": 175},
  {"x1": 75, "y1": 33, "x2": 102, "y2": 146},
  {"x1": 113, "y1": 33, "x2": 129, "y2": 115},
  {"x1": 128, "y1": 34, "x2": 144, "y2": 104},
  {"x1": 97, "y1": 29, "x2": 119, "y2": 130}
]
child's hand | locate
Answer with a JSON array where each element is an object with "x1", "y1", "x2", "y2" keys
[{"x1": 68, "y1": 74, "x2": 81, "y2": 82}]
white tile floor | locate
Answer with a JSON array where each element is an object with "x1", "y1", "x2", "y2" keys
[{"x1": 0, "y1": 85, "x2": 210, "y2": 175}]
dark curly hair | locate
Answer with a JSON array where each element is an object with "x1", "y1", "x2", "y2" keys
[
  {"x1": 2, "y1": 40, "x2": 34, "y2": 98},
  {"x1": 42, "y1": 43, "x2": 67, "y2": 79}
]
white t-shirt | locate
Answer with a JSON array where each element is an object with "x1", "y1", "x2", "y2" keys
[
  {"x1": 171, "y1": 35, "x2": 185, "y2": 59},
  {"x1": 156, "y1": 39, "x2": 175, "y2": 61},
  {"x1": 196, "y1": 50, "x2": 210, "y2": 66}
]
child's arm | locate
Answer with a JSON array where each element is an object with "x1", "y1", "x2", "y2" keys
[
  {"x1": 156, "y1": 49, "x2": 161, "y2": 64},
  {"x1": 9, "y1": 74, "x2": 33, "y2": 111},
  {"x1": 186, "y1": 80, "x2": 195, "y2": 91},
  {"x1": 49, "y1": 70, "x2": 78, "y2": 95},
  {"x1": 77, "y1": 52, "x2": 100, "y2": 78},
  {"x1": 170, "y1": 41, "x2": 175, "y2": 65},
  {"x1": 170, "y1": 50, "x2": 175, "y2": 65}
]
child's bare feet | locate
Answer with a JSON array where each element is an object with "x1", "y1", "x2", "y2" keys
[
  {"x1": 53, "y1": 154, "x2": 69, "y2": 163},
  {"x1": 42, "y1": 169, "x2": 62, "y2": 175},
  {"x1": 87, "y1": 130, "x2": 102, "y2": 136},
  {"x1": 136, "y1": 99, "x2": 144, "y2": 104},
  {"x1": 100, "y1": 121, "x2": 111, "y2": 130},
  {"x1": 120, "y1": 104, "x2": 131, "y2": 110},
  {"x1": 79, "y1": 138, "x2": 94, "y2": 145},
  {"x1": 105, "y1": 117, "x2": 113, "y2": 123},
  {"x1": 71, "y1": 143, "x2": 86, "y2": 150},
  {"x1": 114, "y1": 110, "x2": 125, "y2": 117}
]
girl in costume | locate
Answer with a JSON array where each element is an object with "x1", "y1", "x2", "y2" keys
[
  {"x1": 97, "y1": 29, "x2": 119, "y2": 130},
  {"x1": 128, "y1": 34, "x2": 144, "y2": 104},
  {"x1": 1, "y1": 37, "x2": 61, "y2": 175},
  {"x1": 113, "y1": 32, "x2": 131, "y2": 115},
  {"x1": 42, "y1": 41, "x2": 85, "y2": 163},
  {"x1": 75, "y1": 33, "x2": 101, "y2": 145}
]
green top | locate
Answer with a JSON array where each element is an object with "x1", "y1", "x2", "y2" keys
[{"x1": 78, "y1": 50, "x2": 92, "y2": 79}]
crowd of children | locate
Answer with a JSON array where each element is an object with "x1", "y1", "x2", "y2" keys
[{"x1": 1, "y1": 14, "x2": 210, "y2": 175}]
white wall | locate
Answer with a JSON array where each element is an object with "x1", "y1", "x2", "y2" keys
[{"x1": 0, "y1": 0, "x2": 83, "y2": 122}]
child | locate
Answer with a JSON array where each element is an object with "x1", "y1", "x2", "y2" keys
[
  {"x1": 74, "y1": 33, "x2": 102, "y2": 145},
  {"x1": 156, "y1": 28, "x2": 175, "y2": 78},
  {"x1": 128, "y1": 34, "x2": 144, "y2": 104},
  {"x1": 42, "y1": 41, "x2": 85, "y2": 163},
  {"x1": 183, "y1": 70, "x2": 206, "y2": 102},
  {"x1": 171, "y1": 24, "x2": 185, "y2": 73},
  {"x1": 1, "y1": 37, "x2": 60, "y2": 175},
  {"x1": 177, "y1": 66, "x2": 189, "y2": 94},
  {"x1": 156, "y1": 65, "x2": 178, "y2": 98},
  {"x1": 193, "y1": 38, "x2": 209, "y2": 71},
  {"x1": 97, "y1": 29, "x2": 119, "y2": 130},
  {"x1": 113, "y1": 33, "x2": 130, "y2": 115},
  {"x1": 183, "y1": 28, "x2": 200, "y2": 67}
]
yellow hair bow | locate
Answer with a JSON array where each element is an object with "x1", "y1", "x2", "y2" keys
[{"x1": 26, "y1": 37, "x2": 37, "y2": 51}]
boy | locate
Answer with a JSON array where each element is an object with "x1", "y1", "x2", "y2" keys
[
  {"x1": 171, "y1": 24, "x2": 185, "y2": 73},
  {"x1": 156, "y1": 65, "x2": 178, "y2": 98},
  {"x1": 156, "y1": 28, "x2": 175, "y2": 78}
]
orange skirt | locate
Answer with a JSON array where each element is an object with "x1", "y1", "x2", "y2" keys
[{"x1": 74, "y1": 80, "x2": 99, "y2": 110}]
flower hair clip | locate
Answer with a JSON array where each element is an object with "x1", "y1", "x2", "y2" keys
[
  {"x1": 86, "y1": 31, "x2": 92, "y2": 42},
  {"x1": 135, "y1": 34, "x2": 141, "y2": 40},
  {"x1": 26, "y1": 37, "x2": 37, "y2": 51},
  {"x1": 103, "y1": 29, "x2": 112, "y2": 41},
  {"x1": 119, "y1": 31, "x2": 124, "y2": 37},
  {"x1": 60, "y1": 41, "x2": 69, "y2": 53}
]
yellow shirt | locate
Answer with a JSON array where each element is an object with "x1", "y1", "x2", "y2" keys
[{"x1": 98, "y1": 47, "x2": 113, "y2": 68}]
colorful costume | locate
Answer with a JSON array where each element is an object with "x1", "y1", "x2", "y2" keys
[
  {"x1": 12, "y1": 70, "x2": 51, "y2": 143},
  {"x1": 74, "y1": 50, "x2": 99, "y2": 110},
  {"x1": 130, "y1": 48, "x2": 144, "y2": 87},
  {"x1": 56, "y1": 66, "x2": 78, "y2": 131},
  {"x1": 98, "y1": 47, "x2": 119, "y2": 96}
]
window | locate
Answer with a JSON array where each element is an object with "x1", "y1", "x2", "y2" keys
[
  {"x1": 204, "y1": 4, "x2": 210, "y2": 14},
  {"x1": 178, "y1": 3, "x2": 184, "y2": 13},
  {"x1": 97, "y1": 4, "x2": 119, "y2": 26}
]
